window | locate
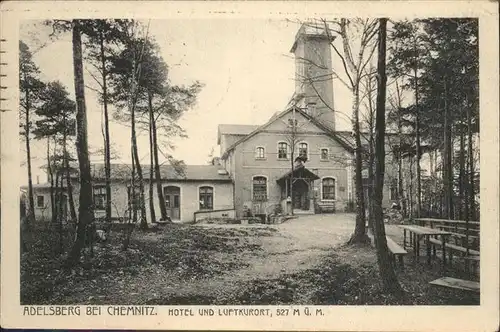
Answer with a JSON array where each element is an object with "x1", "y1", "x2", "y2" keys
[
  {"x1": 306, "y1": 102, "x2": 317, "y2": 115},
  {"x1": 36, "y1": 195, "x2": 45, "y2": 208},
  {"x1": 278, "y1": 142, "x2": 288, "y2": 159},
  {"x1": 288, "y1": 118, "x2": 298, "y2": 127},
  {"x1": 199, "y1": 186, "x2": 214, "y2": 210},
  {"x1": 298, "y1": 142, "x2": 308, "y2": 159},
  {"x1": 322, "y1": 177, "x2": 336, "y2": 200},
  {"x1": 255, "y1": 147, "x2": 265, "y2": 159},
  {"x1": 320, "y1": 148, "x2": 329, "y2": 160},
  {"x1": 253, "y1": 176, "x2": 267, "y2": 201},
  {"x1": 93, "y1": 185, "x2": 106, "y2": 210}
]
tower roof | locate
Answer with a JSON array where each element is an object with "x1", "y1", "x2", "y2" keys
[{"x1": 290, "y1": 22, "x2": 336, "y2": 53}]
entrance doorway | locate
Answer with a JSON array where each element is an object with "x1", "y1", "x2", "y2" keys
[
  {"x1": 292, "y1": 180, "x2": 310, "y2": 210},
  {"x1": 163, "y1": 186, "x2": 181, "y2": 220}
]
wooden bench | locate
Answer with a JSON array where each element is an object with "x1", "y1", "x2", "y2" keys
[
  {"x1": 464, "y1": 255, "x2": 480, "y2": 276},
  {"x1": 386, "y1": 236, "x2": 408, "y2": 269},
  {"x1": 429, "y1": 277, "x2": 480, "y2": 293},
  {"x1": 437, "y1": 225, "x2": 480, "y2": 233},
  {"x1": 434, "y1": 230, "x2": 479, "y2": 247},
  {"x1": 428, "y1": 237, "x2": 479, "y2": 267},
  {"x1": 316, "y1": 202, "x2": 336, "y2": 214}
]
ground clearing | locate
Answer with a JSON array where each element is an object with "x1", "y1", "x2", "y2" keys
[{"x1": 21, "y1": 214, "x2": 479, "y2": 305}]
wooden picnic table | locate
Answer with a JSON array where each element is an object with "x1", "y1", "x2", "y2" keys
[
  {"x1": 399, "y1": 225, "x2": 451, "y2": 268},
  {"x1": 415, "y1": 218, "x2": 480, "y2": 227}
]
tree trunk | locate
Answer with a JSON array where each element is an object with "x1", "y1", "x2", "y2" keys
[
  {"x1": 349, "y1": 87, "x2": 369, "y2": 244},
  {"x1": 372, "y1": 18, "x2": 402, "y2": 293},
  {"x1": 56, "y1": 171, "x2": 64, "y2": 255},
  {"x1": 131, "y1": 110, "x2": 147, "y2": 230},
  {"x1": 100, "y1": 30, "x2": 113, "y2": 227},
  {"x1": 397, "y1": 153, "x2": 406, "y2": 218},
  {"x1": 443, "y1": 80, "x2": 453, "y2": 219},
  {"x1": 290, "y1": 143, "x2": 295, "y2": 216},
  {"x1": 466, "y1": 100, "x2": 476, "y2": 220},
  {"x1": 66, "y1": 21, "x2": 94, "y2": 266},
  {"x1": 123, "y1": 146, "x2": 136, "y2": 251},
  {"x1": 367, "y1": 80, "x2": 375, "y2": 232},
  {"x1": 131, "y1": 147, "x2": 137, "y2": 224},
  {"x1": 414, "y1": 67, "x2": 422, "y2": 218},
  {"x1": 408, "y1": 155, "x2": 414, "y2": 219},
  {"x1": 128, "y1": 87, "x2": 147, "y2": 229},
  {"x1": 47, "y1": 138, "x2": 55, "y2": 223},
  {"x1": 458, "y1": 120, "x2": 465, "y2": 220},
  {"x1": 151, "y1": 100, "x2": 168, "y2": 221},
  {"x1": 367, "y1": 123, "x2": 375, "y2": 232},
  {"x1": 395, "y1": 81, "x2": 406, "y2": 218},
  {"x1": 148, "y1": 93, "x2": 157, "y2": 224},
  {"x1": 63, "y1": 114, "x2": 77, "y2": 222},
  {"x1": 24, "y1": 84, "x2": 35, "y2": 226}
]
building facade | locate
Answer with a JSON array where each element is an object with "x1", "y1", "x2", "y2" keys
[
  {"x1": 23, "y1": 164, "x2": 234, "y2": 223},
  {"x1": 22, "y1": 23, "x2": 400, "y2": 224},
  {"x1": 216, "y1": 22, "x2": 398, "y2": 219}
]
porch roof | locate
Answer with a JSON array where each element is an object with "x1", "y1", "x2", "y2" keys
[{"x1": 276, "y1": 165, "x2": 320, "y2": 185}]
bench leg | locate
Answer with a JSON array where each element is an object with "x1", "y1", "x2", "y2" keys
[
  {"x1": 426, "y1": 235, "x2": 431, "y2": 266},
  {"x1": 416, "y1": 235, "x2": 421, "y2": 259},
  {"x1": 432, "y1": 236, "x2": 437, "y2": 257},
  {"x1": 441, "y1": 236, "x2": 446, "y2": 270}
]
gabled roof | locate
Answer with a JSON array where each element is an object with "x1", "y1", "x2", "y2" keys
[
  {"x1": 217, "y1": 124, "x2": 259, "y2": 144},
  {"x1": 85, "y1": 163, "x2": 232, "y2": 182},
  {"x1": 276, "y1": 164, "x2": 320, "y2": 185},
  {"x1": 221, "y1": 106, "x2": 354, "y2": 159},
  {"x1": 20, "y1": 183, "x2": 67, "y2": 190}
]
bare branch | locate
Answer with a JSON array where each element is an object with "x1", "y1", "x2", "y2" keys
[{"x1": 84, "y1": 66, "x2": 104, "y2": 90}]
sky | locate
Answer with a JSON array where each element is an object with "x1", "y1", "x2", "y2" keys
[{"x1": 20, "y1": 19, "x2": 353, "y2": 184}]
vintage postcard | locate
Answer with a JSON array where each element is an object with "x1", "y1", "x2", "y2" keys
[{"x1": 1, "y1": 1, "x2": 499, "y2": 331}]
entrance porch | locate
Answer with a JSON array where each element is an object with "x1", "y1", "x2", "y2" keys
[{"x1": 276, "y1": 165, "x2": 320, "y2": 215}]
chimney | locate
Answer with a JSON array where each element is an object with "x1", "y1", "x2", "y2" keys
[
  {"x1": 36, "y1": 175, "x2": 39, "y2": 184},
  {"x1": 291, "y1": 22, "x2": 335, "y2": 130}
]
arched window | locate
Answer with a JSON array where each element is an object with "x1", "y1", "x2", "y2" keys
[
  {"x1": 255, "y1": 146, "x2": 265, "y2": 159},
  {"x1": 278, "y1": 142, "x2": 289, "y2": 159},
  {"x1": 199, "y1": 186, "x2": 214, "y2": 210},
  {"x1": 298, "y1": 142, "x2": 308, "y2": 159},
  {"x1": 322, "y1": 177, "x2": 336, "y2": 200},
  {"x1": 252, "y1": 176, "x2": 267, "y2": 201}
]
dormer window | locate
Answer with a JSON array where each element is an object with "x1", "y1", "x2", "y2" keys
[{"x1": 255, "y1": 146, "x2": 265, "y2": 160}]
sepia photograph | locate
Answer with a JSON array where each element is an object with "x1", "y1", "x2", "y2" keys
[{"x1": 17, "y1": 16, "x2": 483, "y2": 307}]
